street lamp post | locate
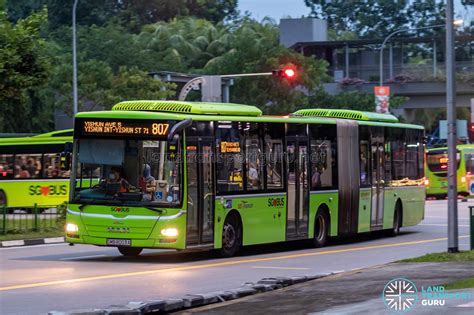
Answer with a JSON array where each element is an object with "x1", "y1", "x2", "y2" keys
[
  {"x1": 446, "y1": 0, "x2": 458, "y2": 253},
  {"x1": 72, "y1": 0, "x2": 79, "y2": 119}
]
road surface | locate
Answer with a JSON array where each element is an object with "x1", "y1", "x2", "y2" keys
[{"x1": 0, "y1": 200, "x2": 471, "y2": 314}]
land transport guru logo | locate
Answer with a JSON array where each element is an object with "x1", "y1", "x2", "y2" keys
[
  {"x1": 382, "y1": 278, "x2": 418, "y2": 313},
  {"x1": 382, "y1": 278, "x2": 473, "y2": 313}
]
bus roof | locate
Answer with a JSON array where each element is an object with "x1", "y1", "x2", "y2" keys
[
  {"x1": 428, "y1": 144, "x2": 474, "y2": 152},
  {"x1": 77, "y1": 101, "x2": 423, "y2": 130},
  {"x1": 0, "y1": 129, "x2": 72, "y2": 146}
]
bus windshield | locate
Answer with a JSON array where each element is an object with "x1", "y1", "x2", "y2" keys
[
  {"x1": 426, "y1": 150, "x2": 460, "y2": 172},
  {"x1": 72, "y1": 138, "x2": 181, "y2": 206}
]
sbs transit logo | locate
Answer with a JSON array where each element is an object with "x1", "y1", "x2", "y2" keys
[{"x1": 382, "y1": 278, "x2": 418, "y2": 313}]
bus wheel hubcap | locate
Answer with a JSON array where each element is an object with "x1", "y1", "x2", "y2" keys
[
  {"x1": 317, "y1": 215, "x2": 325, "y2": 241},
  {"x1": 223, "y1": 223, "x2": 236, "y2": 248}
]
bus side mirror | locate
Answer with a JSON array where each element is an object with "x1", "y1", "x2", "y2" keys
[
  {"x1": 60, "y1": 142, "x2": 73, "y2": 171},
  {"x1": 422, "y1": 136, "x2": 428, "y2": 145}
]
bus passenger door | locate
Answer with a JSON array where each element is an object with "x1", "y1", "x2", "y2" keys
[
  {"x1": 186, "y1": 139, "x2": 214, "y2": 246},
  {"x1": 286, "y1": 140, "x2": 309, "y2": 239},
  {"x1": 370, "y1": 129, "x2": 385, "y2": 229}
]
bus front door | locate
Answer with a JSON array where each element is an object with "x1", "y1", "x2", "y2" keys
[
  {"x1": 186, "y1": 139, "x2": 214, "y2": 246},
  {"x1": 286, "y1": 140, "x2": 309, "y2": 239},
  {"x1": 370, "y1": 130, "x2": 385, "y2": 229}
]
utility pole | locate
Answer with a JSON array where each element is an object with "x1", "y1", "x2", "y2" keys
[
  {"x1": 446, "y1": 0, "x2": 458, "y2": 253},
  {"x1": 72, "y1": 0, "x2": 79, "y2": 119}
]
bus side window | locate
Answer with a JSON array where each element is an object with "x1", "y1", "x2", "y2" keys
[
  {"x1": 244, "y1": 123, "x2": 263, "y2": 191},
  {"x1": 43, "y1": 153, "x2": 69, "y2": 178},
  {"x1": 264, "y1": 123, "x2": 284, "y2": 190},
  {"x1": 0, "y1": 154, "x2": 14, "y2": 179},
  {"x1": 14, "y1": 154, "x2": 42, "y2": 179},
  {"x1": 359, "y1": 141, "x2": 370, "y2": 186},
  {"x1": 309, "y1": 124, "x2": 338, "y2": 190},
  {"x1": 216, "y1": 122, "x2": 244, "y2": 193}
]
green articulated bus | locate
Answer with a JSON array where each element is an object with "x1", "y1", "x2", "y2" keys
[
  {"x1": 425, "y1": 145, "x2": 474, "y2": 199},
  {"x1": 0, "y1": 130, "x2": 73, "y2": 208},
  {"x1": 65, "y1": 101, "x2": 426, "y2": 257}
]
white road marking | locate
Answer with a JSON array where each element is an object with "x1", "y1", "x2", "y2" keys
[
  {"x1": 60, "y1": 254, "x2": 106, "y2": 261},
  {"x1": 424, "y1": 216, "x2": 469, "y2": 220},
  {"x1": 456, "y1": 301, "x2": 474, "y2": 308},
  {"x1": 419, "y1": 224, "x2": 469, "y2": 227},
  {"x1": 251, "y1": 266, "x2": 310, "y2": 270}
]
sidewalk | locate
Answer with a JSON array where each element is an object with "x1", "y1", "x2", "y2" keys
[{"x1": 180, "y1": 262, "x2": 474, "y2": 314}]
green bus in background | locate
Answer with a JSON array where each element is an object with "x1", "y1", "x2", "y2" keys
[
  {"x1": 425, "y1": 145, "x2": 474, "y2": 199},
  {"x1": 65, "y1": 101, "x2": 425, "y2": 257},
  {"x1": 0, "y1": 130, "x2": 73, "y2": 208}
]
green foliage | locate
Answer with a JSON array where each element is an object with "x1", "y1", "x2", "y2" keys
[
  {"x1": 399, "y1": 250, "x2": 474, "y2": 263},
  {"x1": 0, "y1": 7, "x2": 53, "y2": 132},
  {"x1": 7, "y1": 0, "x2": 238, "y2": 32},
  {"x1": 305, "y1": 0, "x2": 448, "y2": 39}
]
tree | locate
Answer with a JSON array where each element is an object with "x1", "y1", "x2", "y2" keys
[
  {"x1": 6, "y1": 0, "x2": 238, "y2": 32},
  {"x1": 305, "y1": 0, "x2": 410, "y2": 38},
  {"x1": 41, "y1": 56, "x2": 176, "y2": 116},
  {"x1": 0, "y1": 6, "x2": 52, "y2": 132},
  {"x1": 308, "y1": 89, "x2": 408, "y2": 113}
]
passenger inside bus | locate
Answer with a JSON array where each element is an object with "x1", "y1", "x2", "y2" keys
[{"x1": 139, "y1": 164, "x2": 157, "y2": 201}]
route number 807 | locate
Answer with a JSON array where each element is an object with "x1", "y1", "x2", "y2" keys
[{"x1": 152, "y1": 123, "x2": 169, "y2": 136}]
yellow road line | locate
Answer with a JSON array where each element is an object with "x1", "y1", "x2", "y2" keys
[
  {"x1": 251, "y1": 266, "x2": 310, "y2": 270},
  {"x1": 0, "y1": 235, "x2": 468, "y2": 292}
]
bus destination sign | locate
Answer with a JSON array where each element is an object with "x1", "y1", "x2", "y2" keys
[{"x1": 75, "y1": 118, "x2": 174, "y2": 139}]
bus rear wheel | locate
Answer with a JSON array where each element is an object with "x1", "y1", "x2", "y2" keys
[
  {"x1": 218, "y1": 214, "x2": 242, "y2": 258},
  {"x1": 388, "y1": 203, "x2": 402, "y2": 237},
  {"x1": 312, "y1": 209, "x2": 329, "y2": 248},
  {"x1": 118, "y1": 247, "x2": 143, "y2": 257}
]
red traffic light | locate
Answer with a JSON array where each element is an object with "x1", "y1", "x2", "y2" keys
[
  {"x1": 284, "y1": 69, "x2": 295, "y2": 78},
  {"x1": 272, "y1": 68, "x2": 297, "y2": 79}
]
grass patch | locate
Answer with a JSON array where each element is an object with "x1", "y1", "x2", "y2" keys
[
  {"x1": 0, "y1": 228, "x2": 63, "y2": 241},
  {"x1": 445, "y1": 278, "x2": 474, "y2": 290},
  {"x1": 399, "y1": 250, "x2": 474, "y2": 263}
]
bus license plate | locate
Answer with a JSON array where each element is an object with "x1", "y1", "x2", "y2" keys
[{"x1": 107, "y1": 239, "x2": 131, "y2": 246}]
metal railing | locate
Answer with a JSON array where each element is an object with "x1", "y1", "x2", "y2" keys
[{"x1": 0, "y1": 204, "x2": 66, "y2": 235}]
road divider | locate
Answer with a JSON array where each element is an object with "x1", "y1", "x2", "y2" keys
[{"x1": 0, "y1": 237, "x2": 64, "y2": 248}]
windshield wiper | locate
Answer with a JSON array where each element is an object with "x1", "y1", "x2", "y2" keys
[{"x1": 145, "y1": 207, "x2": 165, "y2": 214}]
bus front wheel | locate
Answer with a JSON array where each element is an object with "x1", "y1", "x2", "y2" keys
[
  {"x1": 118, "y1": 246, "x2": 143, "y2": 257},
  {"x1": 219, "y1": 214, "x2": 242, "y2": 258},
  {"x1": 312, "y1": 209, "x2": 329, "y2": 248},
  {"x1": 0, "y1": 191, "x2": 6, "y2": 207}
]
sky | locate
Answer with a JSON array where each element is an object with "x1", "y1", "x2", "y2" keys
[
  {"x1": 238, "y1": 0, "x2": 310, "y2": 21},
  {"x1": 238, "y1": 0, "x2": 473, "y2": 24}
]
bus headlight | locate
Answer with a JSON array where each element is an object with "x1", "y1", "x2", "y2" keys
[
  {"x1": 461, "y1": 176, "x2": 466, "y2": 183},
  {"x1": 66, "y1": 223, "x2": 79, "y2": 232},
  {"x1": 161, "y1": 228, "x2": 178, "y2": 237}
]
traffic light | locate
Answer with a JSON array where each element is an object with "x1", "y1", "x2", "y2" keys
[{"x1": 272, "y1": 67, "x2": 297, "y2": 80}]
